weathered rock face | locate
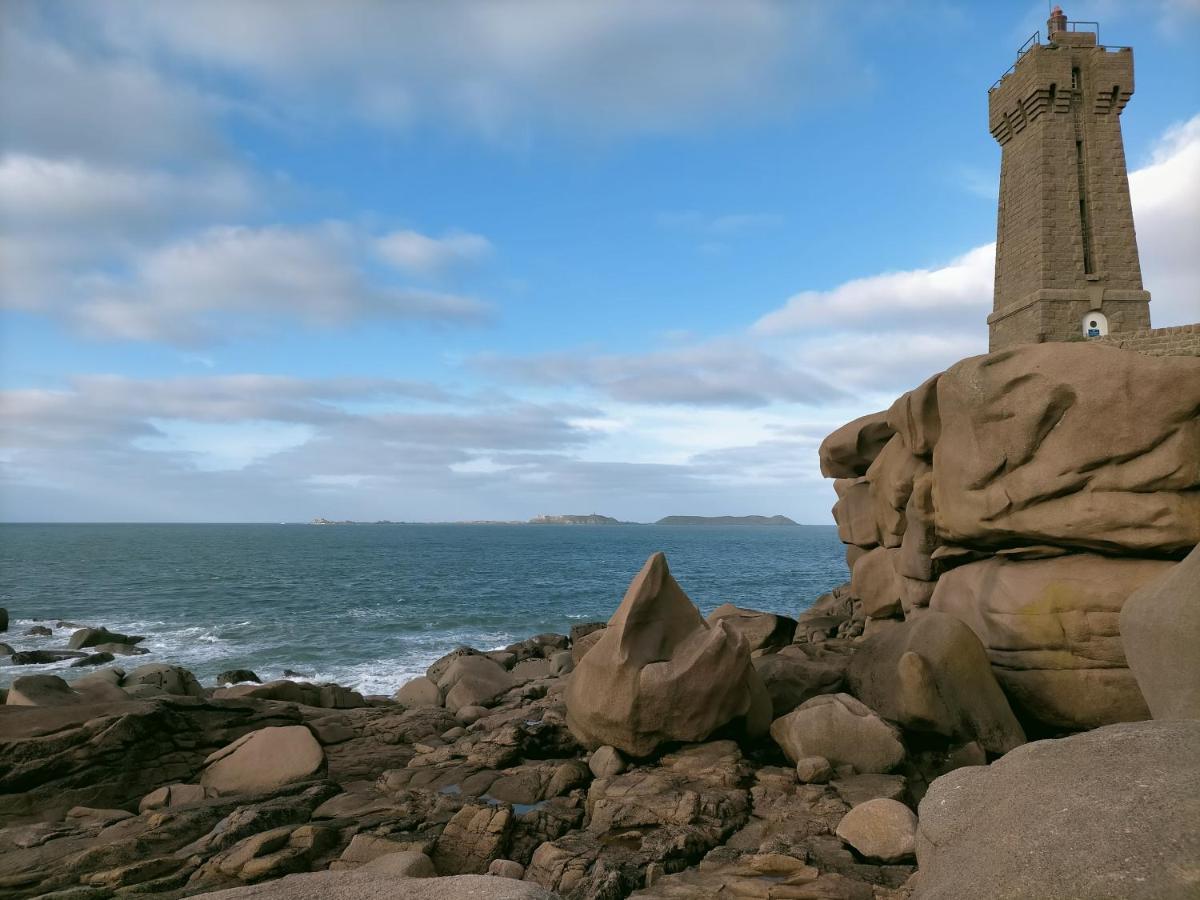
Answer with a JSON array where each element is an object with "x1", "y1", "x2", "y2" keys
[
  {"x1": 914, "y1": 720, "x2": 1200, "y2": 900},
  {"x1": 1120, "y1": 545, "x2": 1200, "y2": 720},
  {"x1": 769, "y1": 693, "x2": 905, "y2": 774},
  {"x1": 931, "y1": 554, "x2": 1169, "y2": 729},
  {"x1": 846, "y1": 612, "x2": 1025, "y2": 754},
  {"x1": 932, "y1": 344, "x2": 1200, "y2": 555},
  {"x1": 565, "y1": 552, "x2": 770, "y2": 757},
  {"x1": 200, "y1": 726, "x2": 326, "y2": 797}
]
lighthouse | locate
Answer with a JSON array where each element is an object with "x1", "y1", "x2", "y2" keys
[{"x1": 987, "y1": 7, "x2": 1151, "y2": 350}]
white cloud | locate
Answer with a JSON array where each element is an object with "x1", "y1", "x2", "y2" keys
[
  {"x1": 753, "y1": 243, "x2": 995, "y2": 336},
  {"x1": 0, "y1": 19, "x2": 224, "y2": 163},
  {"x1": 376, "y1": 230, "x2": 493, "y2": 275},
  {"x1": 1130, "y1": 113, "x2": 1200, "y2": 326},
  {"x1": 54, "y1": 0, "x2": 851, "y2": 140},
  {"x1": 0, "y1": 155, "x2": 257, "y2": 232},
  {"x1": 0, "y1": 152, "x2": 496, "y2": 343},
  {"x1": 478, "y1": 339, "x2": 848, "y2": 408},
  {"x1": 3, "y1": 223, "x2": 492, "y2": 344}
]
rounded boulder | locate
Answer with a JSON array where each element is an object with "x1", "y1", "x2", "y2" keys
[
  {"x1": 770, "y1": 693, "x2": 905, "y2": 773},
  {"x1": 200, "y1": 725, "x2": 325, "y2": 796},
  {"x1": 836, "y1": 798, "x2": 917, "y2": 862}
]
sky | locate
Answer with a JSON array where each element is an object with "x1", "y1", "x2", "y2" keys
[{"x1": 1, "y1": 0, "x2": 1198, "y2": 524}]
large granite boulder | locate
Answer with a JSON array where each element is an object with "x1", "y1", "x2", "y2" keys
[
  {"x1": 705, "y1": 603, "x2": 797, "y2": 651},
  {"x1": 426, "y1": 646, "x2": 489, "y2": 683},
  {"x1": 931, "y1": 344, "x2": 1200, "y2": 556},
  {"x1": 914, "y1": 720, "x2": 1200, "y2": 900},
  {"x1": 769, "y1": 693, "x2": 905, "y2": 774},
  {"x1": 435, "y1": 655, "x2": 515, "y2": 713},
  {"x1": 846, "y1": 612, "x2": 1025, "y2": 754},
  {"x1": 395, "y1": 676, "x2": 442, "y2": 708},
  {"x1": 200, "y1": 725, "x2": 326, "y2": 796},
  {"x1": 1120, "y1": 544, "x2": 1200, "y2": 720},
  {"x1": 819, "y1": 410, "x2": 894, "y2": 478},
  {"x1": 849, "y1": 547, "x2": 903, "y2": 619},
  {"x1": 565, "y1": 552, "x2": 770, "y2": 757},
  {"x1": 931, "y1": 554, "x2": 1169, "y2": 729}
]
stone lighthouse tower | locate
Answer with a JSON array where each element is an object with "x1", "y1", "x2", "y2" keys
[{"x1": 987, "y1": 7, "x2": 1151, "y2": 351}]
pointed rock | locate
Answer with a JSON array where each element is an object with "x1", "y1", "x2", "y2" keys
[{"x1": 565, "y1": 552, "x2": 770, "y2": 756}]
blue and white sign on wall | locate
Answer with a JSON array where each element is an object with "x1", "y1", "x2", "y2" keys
[{"x1": 1083, "y1": 312, "x2": 1109, "y2": 339}]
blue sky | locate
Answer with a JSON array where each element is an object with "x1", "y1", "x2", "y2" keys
[{"x1": 2, "y1": 0, "x2": 1198, "y2": 523}]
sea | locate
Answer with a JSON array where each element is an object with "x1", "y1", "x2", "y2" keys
[{"x1": 0, "y1": 523, "x2": 847, "y2": 695}]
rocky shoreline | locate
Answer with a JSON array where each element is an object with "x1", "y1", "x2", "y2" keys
[{"x1": 1, "y1": 342, "x2": 1198, "y2": 900}]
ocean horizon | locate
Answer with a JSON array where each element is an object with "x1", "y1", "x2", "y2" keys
[{"x1": 0, "y1": 522, "x2": 846, "y2": 695}]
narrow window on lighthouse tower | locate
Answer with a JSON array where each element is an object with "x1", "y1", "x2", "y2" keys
[{"x1": 1076, "y1": 140, "x2": 1095, "y2": 275}]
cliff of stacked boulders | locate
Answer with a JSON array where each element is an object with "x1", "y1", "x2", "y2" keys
[{"x1": 821, "y1": 342, "x2": 1197, "y2": 735}]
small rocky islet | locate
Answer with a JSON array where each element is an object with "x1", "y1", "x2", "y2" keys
[{"x1": 1, "y1": 341, "x2": 1197, "y2": 900}]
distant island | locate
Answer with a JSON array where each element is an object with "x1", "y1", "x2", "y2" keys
[
  {"x1": 655, "y1": 515, "x2": 798, "y2": 526},
  {"x1": 529, "y1": 514, "x2": 622, "y2": 525},
  {"x1": 309, "y1": 514, "x2": 799, "y2": 526},
  {"x1": 310, "y1": 518, "x2": 401, "y2": 525}
]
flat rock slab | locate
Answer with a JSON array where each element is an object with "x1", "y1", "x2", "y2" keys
[
  {"x1": 191, "y1": 871, "x2": 560, "y2": 899},
  {"x1": 915, "y1": 720, "x2": 1200, "y2": 900}
]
